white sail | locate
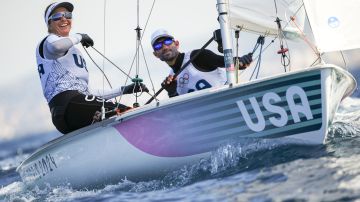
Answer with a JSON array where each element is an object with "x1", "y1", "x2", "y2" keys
[
  {"x1": 228, "y1": 0, "x2": 305, "y2": 37},
  {"x1": 303, "y1": 0, "x2": 360, "y2": 52}
]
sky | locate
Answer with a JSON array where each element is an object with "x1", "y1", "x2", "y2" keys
[{"x1": 0, "y1": 0, "x2": 359, "y2": 140}]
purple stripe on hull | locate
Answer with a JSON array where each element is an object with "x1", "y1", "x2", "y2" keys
[{"x1": 113, "y1": 109, "x2": 212, "y2": 157}]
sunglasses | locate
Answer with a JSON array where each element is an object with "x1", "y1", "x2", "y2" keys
[
  {"x1": 49, "y1": 12, "x2": 72, "y2": 22},
  {"x1": 153, "y1": 38, "x2": 174, "y2": 51}
]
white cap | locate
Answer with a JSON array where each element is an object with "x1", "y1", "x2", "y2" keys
[
  {"x1": 150, "y1": 29, "x2": 174, "y2": 45},
  {"x1": 44, "y1": 2, "x2": 74, "y2": 24}
]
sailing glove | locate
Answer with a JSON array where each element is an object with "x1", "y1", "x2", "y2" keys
[
  {"x1": 236, "y1": 53, "x2": 253, "y2": 69},
  {"x1": 79, "y1": 33, "x2": 94, "y2": 48},
  {"x1": 162, "y1": 75, "x2": 178, "y2": 97},
  {"x1": 122, "y1": 83, "x2": 149, "y2": 94}
]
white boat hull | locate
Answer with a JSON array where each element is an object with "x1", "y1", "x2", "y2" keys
[{"x1": 16, "y1": 65, "x2": 356, "y2": 189}]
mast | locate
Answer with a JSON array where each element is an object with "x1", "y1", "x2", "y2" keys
[{"x1": 216, "y1": 0, "x2": 236, "y2": 84}]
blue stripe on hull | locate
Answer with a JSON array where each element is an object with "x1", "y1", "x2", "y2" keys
[{"x1": 175, "y1": 70, "x2": 322, "y2": 139}]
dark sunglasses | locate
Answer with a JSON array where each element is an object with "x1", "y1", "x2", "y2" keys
[
  {"x1": 153, "y1": 38, "x2": 174, "y2": 51},
  {"x1": 49, "y1": 12, "x2": 72, "y2": 22}
]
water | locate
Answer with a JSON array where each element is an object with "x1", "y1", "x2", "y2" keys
[{"x1": 1, "y1": 99, "x2": 360, "y2": 201}]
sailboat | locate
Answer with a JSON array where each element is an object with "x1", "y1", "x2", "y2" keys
[{"x1": 16, "y1": 0, "x2": 357, "y2": 189}]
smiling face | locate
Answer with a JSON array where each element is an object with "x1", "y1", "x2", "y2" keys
[{"x1": 48, "y1": 7, "x2": 72, "y2": 37}]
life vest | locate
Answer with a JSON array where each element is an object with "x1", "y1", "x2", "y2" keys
[
  {"x1": 36, "y1": 35, "x2": 90, "y2": 103},
  {"x1": 173, "y1": 51, "x2": 227, "y2": 95}
]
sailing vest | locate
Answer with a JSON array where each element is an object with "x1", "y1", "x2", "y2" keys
[
  {"x1": 173, "y1": 52, "x2": 227, "y2": 95},
  {"x1": 36, "y1": 36, "x2": 90, "y2": 103}
]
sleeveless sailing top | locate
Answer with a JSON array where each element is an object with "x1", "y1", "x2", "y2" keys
[
  {"x1": 172, "y1": 51, "x2": 227, "y2": 95},
  {"x1": 36, "y1": 36, "x2": 90, "y2": 103}
]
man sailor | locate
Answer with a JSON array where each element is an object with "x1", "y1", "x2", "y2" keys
[{"x1": 151, "y1": 29, "x2": 253, "y2": 97}]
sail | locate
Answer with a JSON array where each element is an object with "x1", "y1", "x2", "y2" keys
[
  {"x1": 228, "y1": 0, "x2": 305, "y2": 37},
  {"x1": 303, "y1": 0, "x2": 360, "y2": 52}
]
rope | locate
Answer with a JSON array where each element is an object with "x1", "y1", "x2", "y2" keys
[
  {"x1": 241, "y1": 2, "x2": 305, "y2": 78},
  {"x1": 82, "y1": 46, "x2": 113, "y2": 88},
  {"x1": 340, "y1": 51, "x2": 348, "y2": 70},
  {"x1": 249, "y1": 36, "x2": 265, "y2": 80},
  {"x1": 82, "y1": 0, "x2": 159, "y2": 117},
  {"x1": 117, "y1": 0, "x2": 159, "y2": 108},
  {"x1": 140, "y1": 42, "x2": 157, "y2": 97},
  {"x1": 142, "y1": 0, "x2": 157, "y2": 38},
  {"x1": 290, "y1": 16, "x2": 320, "y2": 59},
  {"x1": 89, "y1": 46, "x2": 133, "y2": 80},
  {"x1": 273, "y1": 0, "x2": 279, "y2": 15}
]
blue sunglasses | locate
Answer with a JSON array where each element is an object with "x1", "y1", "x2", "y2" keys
[
  {"x1": 49, "y1": 12, "x2": 72, "y2": 22},
  {"x1": 153, "y1": 38, "x2": 174, "y2": 51}
]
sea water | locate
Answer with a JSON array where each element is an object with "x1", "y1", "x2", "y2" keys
[{"x1": 1, "y1": 98, "x2": 360, "y2": 201}]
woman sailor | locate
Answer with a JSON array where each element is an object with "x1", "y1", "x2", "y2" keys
[{"x1": 36, "y1": 2, "x2": 148, "y2": 134}]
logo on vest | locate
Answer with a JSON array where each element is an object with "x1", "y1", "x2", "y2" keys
[
  {"x1": 187, "y1": 79, "x2": 213, "y2": 93},
  {"x1": 178, "y1": 73, "x2": 189, "y2": 88},
  {"x1": 73, "y1": 54, "x2": 88, "y2": 71},
  {"x1": 38, "y1": 64, "x2": 45, "y2": 78}
]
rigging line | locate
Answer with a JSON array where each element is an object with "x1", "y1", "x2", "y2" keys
[
  {"x1": 123, "y1": 0, "x2": 157, "y2": 99},
  {"x1": 301, "y1": 0, "x2": 321, "y2": 60},
  {"x1": 140, "y1": 42, "x2": 157, "y2": 96},
  {"x1": 116, "y1": 45, "x2": 156, "y2": 105},
  {"x1": 245, "y1": 3, "x2": 297, "y2": 71},
  {"x1": 246, "y1": 1, "x2": 298, "y2": 75},
  {"x1": 310, "y1": 56, "x2": 321, "y2": 67},
  {"x1": 256, "y1": 44, "x2": 264, "y2": 78},
  {"x1": 128, "y1": 0, "x2": 157, "y2": 73},
  {"x1": 278, "y1": 28, "x2": 291, "y2": 71},
  {"x1": 136, "y1": 34, "x2": 140, "y2": 78},
  {"x1": 282, "y1": 3, "x2": 304, "y2": 30},
  {"x1": 253, "y1": 2, "x2": 303, "y2": 60},
  {"x1": 340, "y1": 51, "x2": 348, "y2": 70},
  {"x1": 249, "y1": 36, "x2": 265, "y2": 80},
  {"x1": 290, "y1": 16, "x2": 318, "y2": 55},
  {"x1": 116, "y1": 58, "x2": 134, "y2": 108},
  {"x1": 124, "y1": 0, "x2": 158, "y2": 107},
  {"x1": 273, "y1": 0, "x2": 279, "y2": 15},
  {"x1": 239, "y1": 37, "x2": 275, "y2": 77},
  {"x1": 115, "y1": 44, "x2": 138, "y2": 109},
  {"x1": 82, "y1": 46, "x2": 113, "y2": 88},
  {"x1": 119, "y1": 41, "x2": 158, "y2": 103},
  {"x1": 127, "y1": 0, "x2": 157, "y2": 77},
  {"x1": 274, "y1": 10, "x2": 290, "y2": 72},
  {"x1": 90, "y1": 46, "x2": 133, "y2": 80},
  {"x1": 141, "y1": 0, "x2": 156, "y2": 39},
  {"x1": 273, "y1": 2, "x2": 305, "y2": 68},
  {"x1": 300, "y1": 3, "x2": 323, "y2": 66}
]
